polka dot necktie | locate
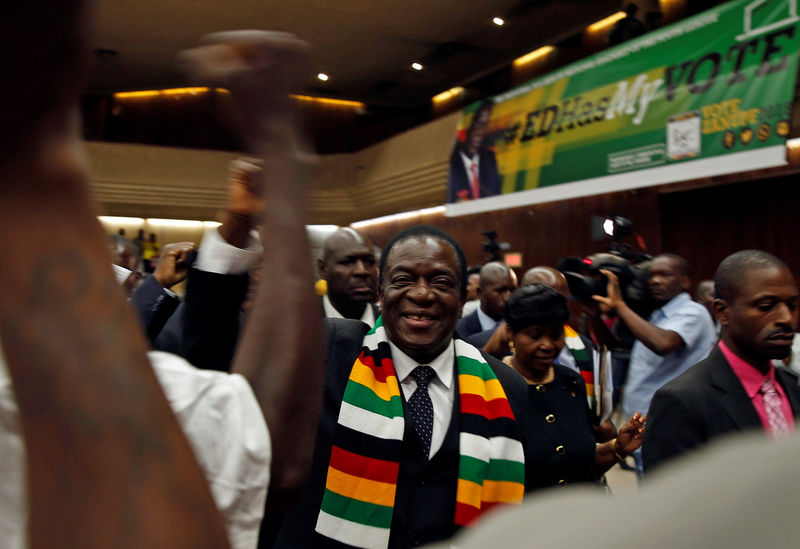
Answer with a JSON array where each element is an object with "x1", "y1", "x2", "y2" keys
[
  {"x1": 760, "y1": 378, "x2": 789, "y2": 438},
  {"x1": 409, "y1": 366, "x2": 436, "y2": 458}
]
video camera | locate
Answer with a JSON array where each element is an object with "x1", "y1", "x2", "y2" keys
[{"x1": 560, "y1": 216, "x2": 654, "y2": 317}]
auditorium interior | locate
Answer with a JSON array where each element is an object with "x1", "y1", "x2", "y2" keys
[{"x1": 88, "y1": 0, "x2": 798, "y2": 287}]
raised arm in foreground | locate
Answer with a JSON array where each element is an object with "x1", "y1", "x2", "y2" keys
[
  {"x1": 0, "y1": 3, "x2": 229, "y2": 548},
  {"x1": 181, "y1": 31, "x2": 324, "y2": 510}
]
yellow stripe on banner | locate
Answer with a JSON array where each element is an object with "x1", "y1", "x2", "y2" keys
[
  {"x1": 564, "y1": 325, "x2": 579, "y2": 338},
  {"x1": 482, "y1": 480, "x2": 525, "y2": 504},
  {"x1": 456, "y1": 478, "x2": 483, "y2": 508},
  {"x1": 325, "y1": 467, "x2": 397, "y2": 507},
  {"x1": 350, "y1": 358, "x2": 401, "y2": 401},
  {"x1": 459, "y1": 375, "x2": 506, "y2": 402},
  {"x1": 585, "y1": 382, "x2": 595, "y2": 398}
]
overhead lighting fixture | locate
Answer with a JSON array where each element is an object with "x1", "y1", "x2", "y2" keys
[
  {"x1": 351, "y1": 206, "x2": 446, "y2": 229},
  {"x1": 411, "y1": 62, "x2": 423, "y2": 71},
  {"x1": 161, "y1": 87, "x2": 208, "y2": 96},
  {"x1": 586, "y1": 11, "x2": 626, "y2": 33},
  {"x1": 113, "y1": 87, "x2": 224, "y2": 100},
  {"x1": 114, "y1": 90, "x2": 161, "y2": 99},
  {"x1": 493, "y1": 17, "x2": 505, "y2": 26},
  {"x1": 513, "y1": 45, "x2": 554, "y2": 68},
  {"x1": 98, "y1": 216, "x2": 145, "y2": 225},
  {"x1": 317, "y1": 73, "x2": 329, "y2": 81},
  {"x1": 146, "y1": 218, "x2": 206, "y2": 228},
  {"x1": 291, "y1": 94, "x2": 365, "y2": 108},
  {"x1": 432, "y1": 86, "x2": 464, "y2": 104}
]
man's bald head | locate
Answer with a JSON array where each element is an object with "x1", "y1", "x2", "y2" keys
[
  {"x1": 478, "y1": 262, "x2": 517, "y2": 320},
  {"x1": 521, "y1": 266, "x2": 570, "y2": 298},
  {"x1": 318, "y1": 228, "x2": 378, "y2": 318},
  {"x1": 322, "y1": 228, "x2": 371, "y2": 262}
]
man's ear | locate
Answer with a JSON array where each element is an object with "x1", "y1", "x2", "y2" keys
[
  {"x1": 714, "y1": 298, "x2": 729, "y2": 326},
  {"x1": 680, "y1": 275, "x2": 691, "y2": 292},
  {"x1": 317, "y1": 258, "x2": 327, "y2": 279}
]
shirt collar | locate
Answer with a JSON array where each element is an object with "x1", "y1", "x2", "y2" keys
[
  {"x1": 460, "y1": 150, "x2": 478, "y2": 164},
  {"x1": 322, "y1": 294, "x2": 375, "y2": 327},
  {"x1": 718, "y1": 340, "x2": 776, "y2": 398},
  {"x1": 476, "y1": 306, "x2": 499, "y2": 332},
  {"x1": 388, "y1": 339, "x2": 455, "y2": 390},
  {"x1": 656, "y1": 291, "x2": 691, "y2": 318}
]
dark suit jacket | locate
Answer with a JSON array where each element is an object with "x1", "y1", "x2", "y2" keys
[
  {"x1": 642, "y1": 346, "x2": 800, "y2": 473},
  {"x1": 456, "y1": 309, "x2": 485, "y2": 339},
  {"x1": 275, "y1": 318, "x2": 529, "y2": 549},
  {"x1": 446, "y1": 147, "x2": 501, "y2": 203},
  {"x1": 130, "y1": 275, "x2": 181, "y2": 344}
]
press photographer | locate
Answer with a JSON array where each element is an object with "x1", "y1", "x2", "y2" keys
[{"x1": 592, "y1": 253, "x2": 716, "y2": 475}]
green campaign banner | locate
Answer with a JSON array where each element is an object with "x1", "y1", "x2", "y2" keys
[{"x1": 446, "y1": 0, "x2": 800, "y2": 216}]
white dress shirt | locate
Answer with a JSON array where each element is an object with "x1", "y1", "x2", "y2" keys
[
  {"x1": 388, "y1": 340, "x2": 455, "y2": 459},
  {"x1": 322, "y1": 294, "x2": 376, "y2": 328}
]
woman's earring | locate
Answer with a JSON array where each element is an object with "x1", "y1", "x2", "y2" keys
[{"x1": 509, "y1": 340, "x2": 515, "y2": 354}]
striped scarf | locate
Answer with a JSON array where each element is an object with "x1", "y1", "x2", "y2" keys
[
  {"x1": 315, "y1": 317, "x2": 525, "y2": 549},
  {"x1": 564, "y1": 325, "x2": 595, "y2": 411}
]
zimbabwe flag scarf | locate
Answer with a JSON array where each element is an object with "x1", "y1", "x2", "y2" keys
[{"x1": 315, "y1": 317, "x2": 525, "y2": 549}]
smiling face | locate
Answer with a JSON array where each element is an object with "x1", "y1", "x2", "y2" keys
[
  {"x1": 716, "y1": 265, "x2": 798, "y2": 368},
  {"x1": 511, "y1": 324, "x2": 565, "y2": 380},
  {"x1": 380, "y1": 236, "x2": 464, "y2": 364}
]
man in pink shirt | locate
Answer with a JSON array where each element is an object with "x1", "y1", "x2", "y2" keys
[{"x1": 642, "y1": 250, "x2": 800, "y2": 472}]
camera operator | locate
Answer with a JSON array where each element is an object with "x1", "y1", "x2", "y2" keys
[{"x1": 593, "y1": 254, "x2": 716, "y2": 475}]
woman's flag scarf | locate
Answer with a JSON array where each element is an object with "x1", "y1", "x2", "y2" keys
[
  {"x1": 315, "y1": 317, "x2": 525, "y2": 549},
  {"x1": 563, "y1": 325, "x2": 595, "y2": 411}
]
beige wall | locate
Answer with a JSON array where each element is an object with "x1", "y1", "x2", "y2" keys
[{"x1": 88, "y1": 111, "x2": 460, "y2": 226}]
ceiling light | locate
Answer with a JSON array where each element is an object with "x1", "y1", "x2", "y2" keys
[
  {"x1": 586, "y1": 11, "x2": 626, "y2": 32},
  {"x1": 317, "y1": 73, "x2": 329, "y2": 81},
  {"x1": 432, "y1": 86, "x2": 464, "y2": 103},
  {"x1": 411, "y1": 62, "x2": 423, "y2": 71},
  {"x1": 513, "y1": 45, "x2": 554, "y2": 67},
  {"x1": 493, "y1": 17, "x2": 505, "y2": 26}
]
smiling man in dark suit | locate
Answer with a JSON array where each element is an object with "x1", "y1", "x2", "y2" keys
[{"x1": 643, "y1": 250, "x2": 800, "y2": 472}]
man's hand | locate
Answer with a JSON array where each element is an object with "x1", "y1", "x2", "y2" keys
[
  {"x1": 153, "y1": 242, "x2": 196, "y2": 289},
  {"x1": 227, "y1": 158, "x2": 264, "y2": 217},
  {"x1": 218, "y1": 158, "x2": 264, "y2": 248},
  {"x1": 592, "y1": 269, "x2": 624, "y2": 311},
  {"x1": 179, "y1": 31, "x2": 310, "y2": 138},
  {"x1": 482, "y1": 321, "x2": 511, "y2": 358}
]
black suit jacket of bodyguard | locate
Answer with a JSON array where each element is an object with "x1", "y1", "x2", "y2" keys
[
  {"x1": 275, "y1": 318, "x2": 530, "y2": 548},
  {"x1": 642, "y1": 345, "x2": 800, "y2": 473}
]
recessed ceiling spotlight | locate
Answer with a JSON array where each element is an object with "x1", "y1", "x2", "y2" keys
[
  {"x1": 493, "y1": 17, "x2": 505, "y2": 26},
  {"x1": 317, "y1": 73, "x2": 329, "y2": 81},
  {"x1": 411, "y1": 62, "x2": 423, "y2": 71}
]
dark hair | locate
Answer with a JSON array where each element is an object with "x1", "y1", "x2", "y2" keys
[
  {"x1": 715, "y1": 250, "x2": 788, "y2": 301},
  {"x1": 656, "y1": 253, "x2": 689, "y2": 277},
  {"x1": 504, "y1": 284, "x2": 569, "y2": 332},
  {"x1": 379, "y1": 225, "x2": 467, "y2": 295}
]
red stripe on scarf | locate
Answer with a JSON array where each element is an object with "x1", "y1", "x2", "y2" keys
[
  {"x1": 580, "y1": 370, "x2": 594, "y2": 384},
  {"x1": 460, "y1": 393, "x2": 514, "y2": 420},
  {"x1": 454, "y1": 501, "x2": 481, "y2": 526},
  {"x1": 358, "y1": 353, "x2": 394, "y2": 384},
  {"x1": 329, "y1": 445, "x2": 400, "y2": 484}
]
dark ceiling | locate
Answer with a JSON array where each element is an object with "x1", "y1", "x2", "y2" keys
[{"x1": 89, "y1": 0, "x2": 622, "y2": 108}]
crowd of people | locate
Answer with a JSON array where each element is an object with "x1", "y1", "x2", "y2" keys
[{"x1": 2, "y1": 2, "x2": 800, "y2": 548}]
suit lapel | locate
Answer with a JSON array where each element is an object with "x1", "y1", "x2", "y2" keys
[
  {"x1": 707, "y1": 347, "x2": 762, "y2": 430},
  {"x1": 775, "y1": 367, "x2": 800, "y2": 417}
]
